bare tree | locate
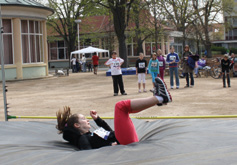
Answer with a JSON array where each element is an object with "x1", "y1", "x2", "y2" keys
[
  {"x1": 145, "y1": 0, "x2": 167, "y2": 51},
  {"x1": 47, "y1": 0, "x2": 88, "y2": 66},
  {"x1": 93, "y1": 0, "x2": 135, "y2": 67},
  {"x1": 191, "y1": 0, "x2": 234, "y2": 58},
  {"x1": 156, "y1": 0, "x2": 194, "y2": 48}
]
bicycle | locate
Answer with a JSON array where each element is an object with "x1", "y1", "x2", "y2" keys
[{"x1": 199, "y1": 57, "x2": 222, "y2": 79}]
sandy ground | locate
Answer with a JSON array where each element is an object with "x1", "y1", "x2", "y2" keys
[{"x1": 0, "y1": 70, "x2": 237, "y2": 121}]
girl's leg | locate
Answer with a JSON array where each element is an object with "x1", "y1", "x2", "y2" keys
[
  {"x1": 190, "y1": 72, "x2": 194, "y2": 86},
  {"x1": 227, "y1": 71, "x2": 230, "y2": 87},
  {"x1": 161, "y1": 69, "x2": 164, "y2": 80},
  {"x1": 114, "y1": 97, "x2": 159, "y2": 145},
  {"x1": 169, "y1": 68, "x2": 174, "y2": 88},
  {"x1": 222, "y1": 72, "x2": 226, "y2": 87},
  {"x1": 151, "y1": 72, "x2": 156, "y2": 87},
  {"x1": 138, "y1": 73, "x2": 141, "y2": 91},
  {"x1": 174, "y1": 67, "x2": 180, "y2": 88},
  {"x1": 185, "y1": 73, "x2": 189, "y2": 86},
  {"x1": 142, "y1": 73, "x2": 146, "y2": 91}
]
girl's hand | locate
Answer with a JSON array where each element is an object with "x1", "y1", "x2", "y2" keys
[
  {"x1": 90, "y1": 110, "x2": 98, "y2": 120},
  {"x1": 111, "y1": 142, "x2": 117, "y2": 146}
]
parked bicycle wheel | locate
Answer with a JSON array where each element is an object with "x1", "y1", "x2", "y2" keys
[{"x1": 210, "y1": 67, "x2": 222, "y2": 79}]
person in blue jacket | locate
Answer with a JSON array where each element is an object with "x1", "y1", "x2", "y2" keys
[
  {"x1": 148, "y1": 52, "x2": 159, "y2": 91},
  {"x1": 166, "y1": 46, "x2": 180, "y2": 89}
]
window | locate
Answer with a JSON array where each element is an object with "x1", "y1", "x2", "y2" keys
[
  {"x1": 49, "y1": 41, "x2": 68, "y2": 60},
  {"x1": 0, "y1": 19, "x2": 13, "y2": 64},
  {"x1": 21, "y1": 20, "x2": 43, "y2": 63}
]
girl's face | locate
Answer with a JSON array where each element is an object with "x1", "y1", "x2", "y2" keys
[
  {"x1": 185, "y1": 47, "x2": 189, "y2": 51},
  {"x1": 152, "y1": 54, "x2": 156, "y2": 59},
  {"x1": 170, "y1": 48, "x2": 174, "y2": 53},
  {"x1": 75, "y1": 114, "x2": 91, "y2": 134},
  {"x1": 112, "y1": 53, "x2": 117, "y2": 59},
  {"x1": 157, "y1": 50, "x2": 161, "y2": 56},
  {"x1": 224, "y1": 57, "x2": 228, "y2": 61}
]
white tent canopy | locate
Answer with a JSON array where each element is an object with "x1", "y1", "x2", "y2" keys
[{"x1": 70, "y1": 46, "x2": 110, "y2": 59}]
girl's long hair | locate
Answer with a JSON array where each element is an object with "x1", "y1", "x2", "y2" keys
[{"x1": 56, "y1": 106, "x2": 79, "y2": 134}]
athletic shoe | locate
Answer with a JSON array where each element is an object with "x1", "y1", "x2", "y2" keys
[
  {"x1": 150, "y1": 88, "x2": 155, "y2": 92},
  {"x1": 143, "y1": 89, "x2": 147, "y2": 92},
  {"x1": 114, "y1": 93, "x2": 118, "y2": 96},
  {"x1": 138, "y1": 89, "x2": 141, "y2": 93},
  {"x1": 176, "y1": 87, "x2": 179, "y2": 89},
  {"x1": 171, "y1": 86, "x2": 174, "y2": 89},
  {"x1": 154, "y1": 77, "x2": 172, "y2": 104},
  {"x1": 122, "y1": 92, "x2": 127, "y2": 95},
  {"x1": 190, "y1": 85, "x2": 194, "y2": 88},
  {"x1": 184, "y1": 85, "x2": 189, "y2": 88}
]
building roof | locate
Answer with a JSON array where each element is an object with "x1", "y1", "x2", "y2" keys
[{"x1": 0, "y1": 0, "x2": 54, "y2": 13}]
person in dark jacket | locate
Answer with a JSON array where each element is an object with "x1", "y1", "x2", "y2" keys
[
  {"x1": 56, "y1": 77, "x2": 172, "y2": 150},
  {"x1": 221, "y1": 54, "x2": 231, "y2": 88},
  {"x1": 182, "y1": 45, "x2": 194, "y2": 88}
]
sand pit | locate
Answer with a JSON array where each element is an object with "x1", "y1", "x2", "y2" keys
[{"x1": 0, "y1": 71, "x2": 236, "y2": 121}]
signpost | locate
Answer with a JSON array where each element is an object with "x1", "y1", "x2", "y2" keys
[{"x1": 0, "y1": 5, "x2": 8, "y2": 121}]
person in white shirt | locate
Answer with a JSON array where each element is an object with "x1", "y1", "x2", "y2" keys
[
  {"x1": 81, "y1": 55, "x2": 87, "y2": 72},
  {"x1": 71, "y1": 55, "x2": 77, "y2": 73},
  {"x1": 104, "y1": 51, "x2": 127, "y2": 96}
]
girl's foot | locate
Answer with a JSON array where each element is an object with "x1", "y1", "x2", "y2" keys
[
  {"x1": 138, "y1": 89, "x2": 141, "y2": 93},
  {"x1": 154, "y1": 77, "x2": 172, "y2": 105},
  {"x1": 143, "y1": 89, "x2": 147, "y2": 92}
]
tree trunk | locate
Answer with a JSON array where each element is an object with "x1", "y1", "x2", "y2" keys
[
  {"x1": 205, "y1": 43, "x2": 212, "y2": 58},
  {"x1": 118, "y1": 36, "x2": 128, "y2": 67},
  {"x1": 137, "y1": 38, "x2": 143, "y2": 55}
]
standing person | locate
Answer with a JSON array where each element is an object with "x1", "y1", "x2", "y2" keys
[
  {"x1": 81, "y1": 54, "x2": 87, "y2": 72},
  {"x1": 104, "y1": 51, "x2": 127, "y2": 96},
  {"x1": 92, "y1": 52, "x2": 99, "y2": 75},
  {"x1": 148, "y1": 52, "x2": 159, "y2": 91},
  {"x1": 71, "y1": 55, "x2": 77, "y2": 73},
  {"x1": 136, "y1": 53, "x2": 147, "y2": 93},
  {"x1": 157, "y1": 49, "x2": 166, "y2": 80},
  {"x1": 221, "y1": 54, "x2": 231, "y2": 88},
  {"x1": 56, "y1": 77, "x2": 172, "y2": 150},
  {"x1": 229, "y1": 53, "x2": 235, "y2": 72},
  {"x1": 166, "y1": 46, "x2": 180, "y2": 89},
  {"x1": 195, "y1": 56, "x2": 206, "y2": 77},
  {"x1": 182, "y1": 45, "x2": 194, "y2": 88},
  {"x1": 87, "y1": 62, "x2": 92, "y2": 72},
  {"x1": 76, "y1": 58, "x2": 80, "y2": 72}
]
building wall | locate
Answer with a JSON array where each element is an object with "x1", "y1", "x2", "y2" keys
[
  {"x1": 0, "y1": 5, "x2": 52, "y2": 81},
  {"x1": 22, "y1": 65, "x2": 47, "y2": 79}
]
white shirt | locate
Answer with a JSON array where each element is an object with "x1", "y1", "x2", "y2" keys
[
  {"x1": 105, "y1": 57, "x2": 124, "y2": 75},
  {"x1": 81, "y1": 57, "x2": 86, "y2": 63},
  {"x1": 71, "y1": 58, "x2": 76, "y2": 65}
]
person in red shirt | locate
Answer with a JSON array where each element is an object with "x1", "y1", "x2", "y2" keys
[{"x1": 92, "y1": 52, "x2": 99, "y2": 75}]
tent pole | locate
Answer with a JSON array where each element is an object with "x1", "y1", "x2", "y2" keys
[{"x1": 0, "y1": 5, "x2": 8, "y2": 121}]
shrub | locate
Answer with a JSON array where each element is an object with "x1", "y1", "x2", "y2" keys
[
  {"x1": 230, "y1": 48, "x2": 237, "y2": 54},
  {"x1": 211, "y1": 46, "x2": 227, "y2": 54}
]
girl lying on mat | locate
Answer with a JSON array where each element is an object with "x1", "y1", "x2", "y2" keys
[{"x1": 56, "y1": 77, "x2": 172, "y2": 150}]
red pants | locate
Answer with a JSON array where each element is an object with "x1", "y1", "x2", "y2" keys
[
  {"x1": 157, "y1": 69, "x2": 164, "y2": 80},
  {"x1": 114, "y1": 100, "x2": 139, "y2": 145}
]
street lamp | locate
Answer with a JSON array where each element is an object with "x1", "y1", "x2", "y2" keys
[{"x1": 74, "y1": 19, "x2": 81, "y2": 50}]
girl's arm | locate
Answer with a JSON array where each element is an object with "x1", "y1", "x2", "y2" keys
[
  {"x1": 148, "y1": 59, "x2": 152, "y2": 74},
  {"x1": 78, "y1": 135, "x2": 92, "y2": 150},
  {"x1": 94, "y1": 117, "x2": 113, "y2": 131},
  {"x1": 91, "y1": 110, "x2": 113, "y2": 131},
  {"x1": 175, "y1": 54, "x2": 180, "y2": 63},
  {"x1": 166, "y1": 55, "x2": 171, "y2": 63},
  {"x1": 104, "y1": 59, "x2": 111, "y2": 67},
  {"x1": 157, "y1": 60, "x2": 160, "y2": 74}
]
